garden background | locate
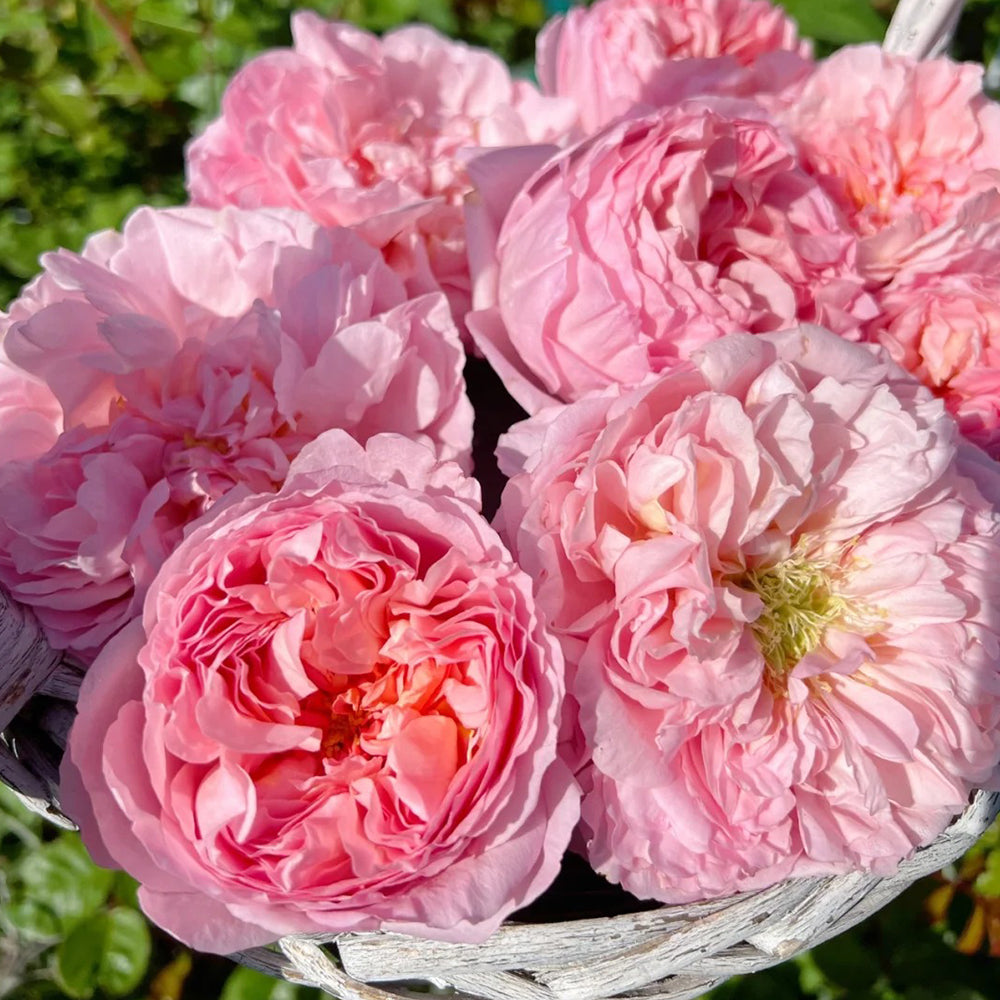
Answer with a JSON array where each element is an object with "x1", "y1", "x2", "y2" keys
[{"x1": 1, "y1": 1, "x2": 1000, "y2": 997}]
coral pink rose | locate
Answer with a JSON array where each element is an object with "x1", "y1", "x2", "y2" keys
[
  {"x1": 186, "y1": 12, "x2": 574, "y2": 332},
  {"x1": 871, "y1": 278, "x2": 1000, "y2": 457},
  {"x1": 498, "y1": 325, "x2": 1000, "y2": 903},
  {"x1": 0, "y1": 206, "x2": 471, "y2": 660},
  {"x1": 781, "y1": 45, "x2": 1000, "y2": 282},
  {"x1": 60, "y1": 431, "x2": 579, "y2": 951},
  {"x1": 865, "y1": 194, "x2": 1000, "y2": 457},
  {"x1": 537, "y1": 0, "x2": 812, "y2": 132},
  {"x1": 466, "y1": 104, "x2": 875, "y2": 413}
]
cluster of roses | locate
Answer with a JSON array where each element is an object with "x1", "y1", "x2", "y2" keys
[{"x1": 2, "y1": 0, "x2": 1000, "y2": 955}]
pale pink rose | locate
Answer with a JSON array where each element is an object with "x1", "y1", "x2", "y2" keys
[
  {"x1": 60, "y1": 431, "x2": 579, "y2": 951},
  {"x1": 537, "y1": 0, "x2": 812, "y2": 132},
  {"x1": 466, "y1": 104, "x2": 875, "y2": 413},
  {"x1": 498, "y1": 325, "x2": 1000, "y2": 902},
  {"x1": 0, "y1": 205, "x2": 472, "y2": 660},
  {"x1": 186, "y1": 13, "x2": 574, "y2": 332},
  {"x1": 781, "y1": 45, "x2": 1000, "y2": 282}
]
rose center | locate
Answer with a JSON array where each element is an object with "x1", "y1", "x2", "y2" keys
[
  {"x1": 739, "y1": 556, "x2": 846, "y2": 680},
  {"x1": 305, "y1": 651, "x2": 483, "y2": 770},
  {"x1": 323, "y1": 705, "x2": 370, "y2": 760}
]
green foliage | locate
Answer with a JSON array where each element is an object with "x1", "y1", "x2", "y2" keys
[
  {"x1": 0, "y1": 786, "x2": 44, "y2": 851},
  {"x1": 974, "y1": 845, "x2": 1000, "y2": 898},
  {"x1": 54, "y1": 909, "x2": 152, "y2": 999},
  {"x1": 219, "y1": 966, "x2": 314, "y2": 1000},
  {"x1": 0, "y1": 0, "x2": 340, "y2": 304},
  {"x1": 775, "y1": 0, "x2": 887, "y2": 48},
  {"x1": 962, "y1": 817, "x2": 1000, "y2": 898},
  {"x1": 9, "y1": 836, "x2": 116, "y2": 939},
  {"x1": 0, "y1": 788, "x2": 153, "y2": 1000}
]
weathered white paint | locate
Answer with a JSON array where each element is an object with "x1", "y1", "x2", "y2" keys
[{"x1": 884, "y1": 0, "x2": 965, "y2": 58}]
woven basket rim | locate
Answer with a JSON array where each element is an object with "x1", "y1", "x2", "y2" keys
[{"x1": 225, "y1": 789, "x2": 999, "y2": 1000}]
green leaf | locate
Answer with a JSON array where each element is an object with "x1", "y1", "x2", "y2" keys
[
  {"x1": 143, "y1": 40, "x2": 200, "y2": 83},
  {"x1": 221, "y1": 967, "x2": 280, "y2": 1000},
  {"x1": 54, "y1": 918, "x2": 106, "y2": 999},
  {"x1": 221, "y1": 966, "x2": 313, "y2": 1000},
  {"x1": 12, "y1": 834, "x2": 115, "y2": 932},
  {"x1": 133, "y1": 0, "x2": 203, "y2": 34},
  {"x1": 98, "y1": 906, "x2": 152, "y2": 996},
  {"x1": 972, "y1": 847, "x2": 1000, "y2": 898},
  {"x1": 52, "y1": 907, "x2": 152, "y2": 1000},
  {"x1": 777, "y1": 0, "x2": 886, "y2": 46},
  {"x1": 6, "y1": 896, "x2": 63, "y2": 941},
  {"x1": 794, "y1": 951, "x2": 836, "y2": 997},
  {"x1": 112, "y1": 871, "x2": 142, "y2": 910},
  {"x1": 34, "y1": 77, "x2": 100, "y2": 136}
]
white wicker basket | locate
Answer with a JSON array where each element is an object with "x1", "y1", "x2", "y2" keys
[{"x1": 2, "y1": 3, "x2": 996, "y2": 998}]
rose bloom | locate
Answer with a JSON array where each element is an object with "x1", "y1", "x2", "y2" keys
[
  {"x1": 780, "y1": 45, "x2": 1000, "y2": 282},
  {"x1": 865, "y1": 195, "x2": 1000, "y2": 458},
  {"x1": 0, "y1": 206, "x2": 471, "y2": 661},
  {"x1": 536, "y1": 0, "x2": 812, "y2": 133},
  {"x1": 186, "y1": 12, "x2": 573, "y2": 330},
  {"x1": 60, "y1": 431, "x2": 578, "y2": 951},
  {"x1": 0, "y1": 360, "x2": 61, "y2": 464},
  {"x1": 497, "y1": 325, "x2": 1000, "y2": 903},
  {"x1": 466, "y1": 103, "x2": 875, "y2": 413}
]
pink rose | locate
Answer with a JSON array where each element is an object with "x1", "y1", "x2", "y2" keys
[
  {"x1": 466, "y1": 104, "x2": 875, "y2": 413},
  {"x1": 0, "y1": 359, "x2": 61, "y2": 464},
  {"x1": 0, "y1": 206, "x2": 472, "y2": 660},
  {"x1": 865, "y1": 194, "x2": 1000, "y2": 457},
  {"x1": 60, "y1": 431, "x2": 579, "y2": 951},
  {"x1": 537, "y1": 0, "x2": 812, "y2": 132},
  {"x1": 498, "y1": 325, "x2": 1000, "y2": 903},
  {"x1": 780, "y1": 45, "x2": 1000, "y2": 282},
  {"x1": 186, "y1": 13, "x2": 574, "y2": 332}
]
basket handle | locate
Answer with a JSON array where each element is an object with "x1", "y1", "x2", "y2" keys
[
  {"x1": 0, "y1": 587, "x2": 63, "y2": 732},
  {"x1": 0, "y1": 586, "x2": 78, "y2": 827},
  {"x1": 884, "y1": 0, "x2": 965, "y2": 58}
]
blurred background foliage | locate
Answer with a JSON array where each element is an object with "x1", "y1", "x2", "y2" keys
[{"x1": 1, "y1": 0, "x2": 1000, "y2": 998}]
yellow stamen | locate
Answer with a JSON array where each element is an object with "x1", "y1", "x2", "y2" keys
[{"x1": 739, "y1": 556, "x2": 848, "y2": 680}]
